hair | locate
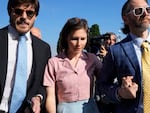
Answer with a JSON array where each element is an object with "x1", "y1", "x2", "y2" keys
[
  {"x1": 121, "y1": 0, "x2": 149, "y2": 34},
  {"x1": 121, "y1": 0, "x2": 131, "y2": 34},
  {"x1": 103, "y1": 32, "x2": 117, "y2": 41},
  {"x1": 57, "y1": 17, "x2": 89, "y2": 54},
  {"x1": 7, "y1": 0, "x2": 40, "y2": 16}
]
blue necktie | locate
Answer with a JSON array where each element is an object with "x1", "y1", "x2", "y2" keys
[{"x1": 9, "y1": 35, "x2": 27, "y2": 113}]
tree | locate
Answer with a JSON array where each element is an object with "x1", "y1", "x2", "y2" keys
[
  {"x1": 89, "y1": 24, "x2": 100, "y2": 38},
  {"x1": 85, "y1": 24, "x2": 101, "y2": 52}
]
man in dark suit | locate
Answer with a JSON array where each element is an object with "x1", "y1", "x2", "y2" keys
[
  {"x1": 96, "y1": 0, "x2": 150, "y2": 113},
  {"x1": 0, "y1": 0, "x2": 51, "y2": 112}
]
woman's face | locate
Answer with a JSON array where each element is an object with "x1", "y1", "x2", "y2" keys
[{"x1": 67, "y1": 28, "x2": 87, "y2": 56}]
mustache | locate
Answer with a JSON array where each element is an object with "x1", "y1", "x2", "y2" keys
[{"x1": 17, "y1": 19, "x2": 29, "y2": 25}]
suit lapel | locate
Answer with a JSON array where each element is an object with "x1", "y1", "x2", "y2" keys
[
  {"x1": 120, "y1": 36, "x2": 141, "y2": 81},
  {"x1": 27, "y1": 35, "x2": 41, "y2": 88},
  {"x1": 27, "y1": 35, "x2": 36, "y2": 88},
  {"x1": 0, "y1": 27, "x2": 8, "y2": 97}
]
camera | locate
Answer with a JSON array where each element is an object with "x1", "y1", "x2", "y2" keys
[{"x1": 87, "y1": 34, "x2": 108, "y2": 55}]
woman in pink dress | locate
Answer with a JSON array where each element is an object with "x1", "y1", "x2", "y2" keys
[{"x1": 43, "y1": 17, "x2": 102, "y2": 113}]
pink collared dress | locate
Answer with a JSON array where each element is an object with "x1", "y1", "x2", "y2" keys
[{"x1": 43, "y1": 52, "x2": 102, "y2": 113}]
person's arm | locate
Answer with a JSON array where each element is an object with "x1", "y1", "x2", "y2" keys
[
  {"x1": 96, "y1": 47, "x2": 118, "y2": 103},
  {"x1": 46, "y1": 86, "x2": 56, "y2": 113}
]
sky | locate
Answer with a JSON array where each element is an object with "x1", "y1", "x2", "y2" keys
[{"x1": 0, "y1": 0, "x2": 147, "y2": 56}]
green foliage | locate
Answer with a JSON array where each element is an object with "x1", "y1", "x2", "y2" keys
[
  {"x1": 85, "y1": 24, "x2": 101, "y2": 52},
  {"x1": 89, "y1": 24, "x2": 100, "y2": 38}
]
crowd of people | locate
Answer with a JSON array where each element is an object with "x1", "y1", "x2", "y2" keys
[
  {"x1": 0, "y1": 0, "x2": 149, "y2": 113},
  {"x1": 96, "y1": 32, "x2": 117, "y2": 62}
]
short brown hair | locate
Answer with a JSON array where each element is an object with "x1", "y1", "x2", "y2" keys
[{"x1": 7, "y1": 0, "x2": 40, "y2": 16}]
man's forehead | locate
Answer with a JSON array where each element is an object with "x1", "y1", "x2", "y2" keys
[
  {"x1": 15, "y1": 4, "x2": 35, "y2": 10},
  {"x1": 129, "y1": 0, "x2": 148, "y2": 7}
]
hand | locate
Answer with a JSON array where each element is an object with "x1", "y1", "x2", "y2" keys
[
  {"x1": 118, "y1": 76, "x2": 138, "y2": 99},
  {"x1": 99, "y1": 45, "x2": 108, "y2": 57},
  {"x1": 31, "y1": 96, "x2": 41, "y2": 113}
]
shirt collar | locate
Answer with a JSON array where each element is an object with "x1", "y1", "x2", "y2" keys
[
  {"x1": 129, "y1": 32, "x2": 150, "y2": 48},
  {"x1": 58, "y1": 51, "x2": 89, "y2": 61},
  {"x1": 8, "y1": 25, "x2": 31, "y2": 41}
]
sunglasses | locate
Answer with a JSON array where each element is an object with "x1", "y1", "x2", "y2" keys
[
  {"x1": 13, "y1": 8, "x2": 35, "y2": 19},
  {"x1": 127, "y1": 6, "x2": 150, "y2": 17}
]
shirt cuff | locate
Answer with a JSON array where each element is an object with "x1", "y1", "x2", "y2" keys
[
  {"x1": 35, "y1": 94, "x2": 43, "y2": 103},
  {"x1": 115, "y1": 88, "x2": 121, "y2": 102}
]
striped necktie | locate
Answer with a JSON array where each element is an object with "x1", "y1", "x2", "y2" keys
[{"x1": 141, "y1": 41, "x2": 150, "y2": 113}]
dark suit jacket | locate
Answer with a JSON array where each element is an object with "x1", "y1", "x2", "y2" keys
[
  {"x1": 0, "y1": 26, "x2": 51, "y2": 113},
  {"x1": 96, "y1": 35, "x2": 142, "y2": 113}
]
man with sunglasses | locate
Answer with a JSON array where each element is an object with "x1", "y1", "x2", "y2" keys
[
  {"x1": 0, "y1": 0, "x2": 51, "y2": 113},
  {"x1": 96, "y1": 0, "x2": 150, "y2": 113}
]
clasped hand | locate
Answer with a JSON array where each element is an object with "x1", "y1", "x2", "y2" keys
[
  {"x1": 118, "y1": 76, "x2": 138, "y2": 99},
  {"x1": 24, "y1": 96, "x2": 41, "y2": 113}
]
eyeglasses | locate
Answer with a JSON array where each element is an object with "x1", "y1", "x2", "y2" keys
[
  {"x1": 12, "y1": 8, "x2": 35, "y2": 19},
  {"x1": 127, "y1": 6, "x2": 150, "y2": 17}
]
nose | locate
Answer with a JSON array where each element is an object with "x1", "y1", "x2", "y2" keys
[
  {"x1": 143, "y1": 8, "x2": 150, "y2": 16},
  {"x1": 21, "y1": 11, "x2": 28, "y2": 18},
  {"x1": 76, "y1": 39, "x2": 82, "y2": 47},
  {"x1": 141, "y1": 11, "x2": 147, "y2": 18},
  {"x1": 78, "y1": 39, "x2": 82, "y2": 44}
]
